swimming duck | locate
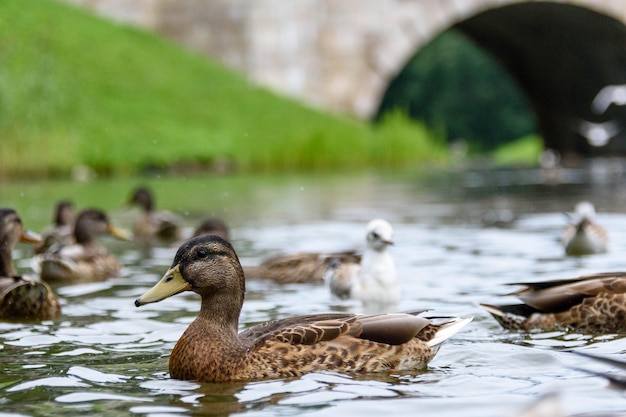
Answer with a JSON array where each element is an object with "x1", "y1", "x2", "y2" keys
[
  {"x1": 243, "y1": 249, "x2": 360, "y2": 284},
  {"x1": 36, "y1": 209, "x2": 130, "y2": 283},
  {"x1": 129, "y1": 186, "x2": 182, "y2": 243},
  {"x1": 479, "y1": 272, "x2": 626, "y2": 333},
  {"x1": 192, "y1": 218, "x2": 230, "y2": 241},
  {"x1": 135, "y1": 234, "x2": 471, "y2": 382},
  {"x1": 326, "y1": 219, "x2": 399, "y2": 305},
  {"x1": 0, "y1": 208, "x2": 61, "y2": 320},
  {"x1": 34, "y1": 200, "x2": 75, "y2": 254},
  {"x1": 561, "y1": 201, "x2": 607, "y2": 256}
]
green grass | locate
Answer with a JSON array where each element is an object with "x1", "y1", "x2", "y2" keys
[
  {"x1": 491, "y1": 134, "x2": 543, "y2": 165},
  {"x1": 0, "y1": 0, "x2": 446, "y2": 179}
]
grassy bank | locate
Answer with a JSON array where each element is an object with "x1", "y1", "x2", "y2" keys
[{"x1": 0, "y1": 0, "x2": 447, "y2": 180}]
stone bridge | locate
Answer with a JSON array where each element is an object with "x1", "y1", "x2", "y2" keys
[{"x1": 66, "y1": 0, "x2": 626, "y2": 156}]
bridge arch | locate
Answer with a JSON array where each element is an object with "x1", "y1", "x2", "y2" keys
[{"x1": 376, "y1": 2, "x2": 626, "y2": 157}]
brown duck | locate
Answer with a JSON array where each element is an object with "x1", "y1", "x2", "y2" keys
[
  {"x1": 480, "y1": 272, "x2": 626, "y2": 333},
  {"x1": 34, "y1": 200, "x2": 75, "y2": 254},
  {"x1": 129, "y1": 186, "x2": 181, "y2": 243},
  {"x1": 36, "y1": 209, "x2": 130, "y2": 283},
  {"x1": 0, "y1": 208, "x2": 61, "y2": 320},
  {"x1": 243, "y1": 250, "x2": 361, "y2": 284},
  {"x1": 135, "y1": 235, "x2": 471, "y2": 382}
]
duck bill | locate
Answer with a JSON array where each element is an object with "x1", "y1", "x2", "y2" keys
[
  {"x1": 108, "y1": 225, "x2": 132, "y2": 241},
  {"x1": 135, "y1": 264, "x2": 191, "y2": 307},
  {"x1": 20, "y1": 229, "x2": 42, "y2": 244}
]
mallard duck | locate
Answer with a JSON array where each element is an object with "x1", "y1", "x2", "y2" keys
[
  {"x1": 36, "y1": 209, "x2": 130, "y2": 283},
  {"x1": 192, "y1": 218, "x2": 230, "y2": 241},
  {"x1": 0, "y1": 208, "x2": 61, "y2": 320},
  {"x1": 561, "y1": 201, "x2": 607, "y2": 256},
  {"x1": 135, "y1": 235, "x2": 472, "y2": 382},
  {"x1": 326, "y1": 219, "x2": 399, "y2": 305},
  {"x1": 243, "y1": 250, "x2": 360, "y2": 284},
  {"x1": 129, "y1": 186, "x2": 182, "y2": 243},
  {"x1": 34, "y1": 200, "x2": 75, "y2": 254},
  {"x1": 480, "y1": 272, "x2": 626, "y2": 333}
]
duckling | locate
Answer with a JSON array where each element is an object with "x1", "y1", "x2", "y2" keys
[
  {"x1": 561, "y1": 201, "x2": 607, "y2": 256},
  {"x1": 129, "y1": 187, "x2": 182, "y2": 243},
  {"x1": 479, "y1": 272, "x2": 626, "y2": 333},
  {"x1": 135, "y1": 235, "x2": 471, "y2": 383},
  {"x1": 0, "y1": 208, "x2": 61, "y2": 320},
  {"x1": 326, "y1": 219, "x2": 399, "y2": 305},
  {"x1": 36, "y1": 209, "x2": 130, "y2": 283},
  {"x1": 34, "y1": 200, "x2": 75, "y2": 254}
]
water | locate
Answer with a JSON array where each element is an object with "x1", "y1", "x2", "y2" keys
[{"x1": 2, "y1": 161, "x2": 626, "y2": 416}]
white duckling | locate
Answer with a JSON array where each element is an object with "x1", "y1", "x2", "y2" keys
[
  {"x1": 561, "y1": 201, "x2": 608, "y2": 256},
  {"x1": 326, "y1": 219, "x2": 399, "y2": 306}
]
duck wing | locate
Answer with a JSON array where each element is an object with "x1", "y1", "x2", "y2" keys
[
  {"x1": 509, "y1": 272, "x2": 626, "y2": 313},
  {"x1": 241, "y1": 313, "x2": 359, "y2": 346},
  {"x1": 242, "y1": 312, "x2": 435, "y2": 348}
]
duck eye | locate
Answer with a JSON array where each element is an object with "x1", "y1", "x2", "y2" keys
[
  {"x1": 371, "y1": 232, "x2": 380, "y2": 240},
  {"x1": 197, "y1": 249, "x2": 209, "y2": 259}
]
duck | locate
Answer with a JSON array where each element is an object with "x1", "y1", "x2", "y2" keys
[
  {"x1": 0, "y1": 208, "x2": 61, "y2": 320},
  {"x1": 479, "y1": 272, "x2": 626, "y2": 333},
  {"x1": 325, "y1": 219, "x2": 399, "y2": 305},
  {"x1": 34, "y1": 200, "x2": 75, "y2": 254},
  {"x1": 36, "y1": 209, "x2": 130, "y2": 283},
  {"x1": 128, "y1": 186, "x2": 182, "y2": 243},
  {"x1": 134, "y1": 234, "x2": 472, "y2": 383},
  {"x1": 192, "y1": 218, "x2": 230, "y2": 241},
  {"x1": 243, "y1": 249, "x2": 360, "y2": 284},
  {"x1": 561, "y1": 201, "x2": 607, "y2": 256}
]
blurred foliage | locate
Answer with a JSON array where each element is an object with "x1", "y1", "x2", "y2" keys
[
  {"x1": 491, "y1": 134, "x2": 543, "y2": 165},
  {"x1": 376, "y1": 29, "x2": 538, "y2": 152}
]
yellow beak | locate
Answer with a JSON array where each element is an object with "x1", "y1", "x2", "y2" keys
[
  {"x1": 20, "y1": 229, "x2": 42, "y2": 244},
  {"x1": 135, "y1": 264, "x2": 191, "y2": 307},
  {"x1": 108, "y1": 225, "x2": 132, "y2": 241}
]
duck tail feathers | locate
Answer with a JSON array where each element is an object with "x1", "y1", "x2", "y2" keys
[{"x1": 427, "y1": 317, "x2": 473, "y2": 349}]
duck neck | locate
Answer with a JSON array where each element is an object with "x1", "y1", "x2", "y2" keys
[
  {"x1": 198, "y1": 293, "x2": 242, "y2": 336},
  {"x1": 0, "y1": 241, "x2": 16, "y2": 276},
  {"x1": 141, "y1": 196, "x2": 154, "y2": 213},
  {"x1": 74, "y1": 226, "x2": 95, "y2": 245}
]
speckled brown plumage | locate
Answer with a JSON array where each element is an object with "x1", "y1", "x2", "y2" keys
[
  {"x1": 135, "y1": 235, "x2": 471, "y2": 382},
  {"x1": 0, "y1": 208, "x2": 61, "y2": 321},
  {"x1": 480, "y1": 272, "x2": 626, "y2": 333},
  {"x1": 243, "y1": 251, "x2": 361, "y2": 284},
  {"x1": 36, "y1": 209, "x2": 129, "y2": 283},
  {"x1": 0, "y1": 277, "x2": 60, "y2": 320}
]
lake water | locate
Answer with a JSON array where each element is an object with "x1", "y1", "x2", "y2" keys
[{"x1": 1, "y1": 160, "x2": 626, "y2": 417}]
